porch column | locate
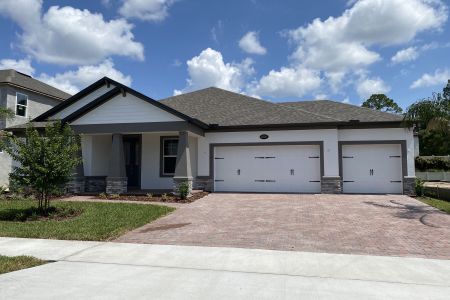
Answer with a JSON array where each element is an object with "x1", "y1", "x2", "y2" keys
[
  {"x1": 106, "y1": 133, "x2": 127, "y2": 194},
  {"x1": 67, "y1": 147, "x2": 85, "y2": 194},
  {"x1": 173, "y1": 131, "x2": 193, "y2": 195}
]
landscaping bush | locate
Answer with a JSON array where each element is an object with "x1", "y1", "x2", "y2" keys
[
  {"x1": 177, "y1": 182, "x2": 190, "y2": 200},
  {"x1": 415, "y1": 178, "x2": 424, "y2": 196},
  {"x1": 415, "y1": 156, "x2": 450, "y2": 171}
]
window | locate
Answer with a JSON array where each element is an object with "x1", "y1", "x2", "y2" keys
[
  {"x1": 161, "y1": 137, "x2": 178, "y2": 176},
  {"x1": 16, "y1": 93, "x2": 28, "y2": 117}
]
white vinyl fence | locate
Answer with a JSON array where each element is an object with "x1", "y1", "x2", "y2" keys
[{"x1": 416, "y1": 171, "x2": 450, "y2": 182}]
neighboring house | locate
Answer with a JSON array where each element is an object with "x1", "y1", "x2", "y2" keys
[
  {"x1": 20, "y1": 77, "x2": 414, "y2": 195},
  {"x1": 0, "y1": 69, "x2": 71, "y2": 187}
]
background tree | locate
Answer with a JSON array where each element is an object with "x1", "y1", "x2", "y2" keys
[
  {"x1": 0, "y1": 121, "x2": 80, "y2": 212},
  {"x1": 362, "y1": 94, "x2": 403, "y2": 113},
  {"x1": 404, "y1": 80, "x2": 450, "y2": 155}
]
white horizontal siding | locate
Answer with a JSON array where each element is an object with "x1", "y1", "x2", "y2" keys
[
  {"x1": 71, "y1": 93, "x2": 182, "y2": 125},
  {"x1": 51, "y1": 84, "x2": 115, "y2": 120}
]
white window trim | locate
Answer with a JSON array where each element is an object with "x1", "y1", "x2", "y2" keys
[
  {"x1": 161, "y1": 137, "x2": 179, "y2": 176},
  {"x1": 15, "y1": 92, "x2": 28, "y2": 118}
]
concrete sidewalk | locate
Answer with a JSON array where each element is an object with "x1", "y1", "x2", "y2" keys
[{"x1": 0, "y1": 238, "x2": 449, "y2": 299}]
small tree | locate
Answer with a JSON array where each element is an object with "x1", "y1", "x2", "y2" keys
[
  {"x1": 362, "y1": 94, "x2": 403, "y2": 113},
  {"x1": 0, "y1": 121, "x2": 80, "y2": 212}
]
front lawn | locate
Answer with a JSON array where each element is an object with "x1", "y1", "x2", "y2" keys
[
  {"x1": 418, "y1": 196, "x2": 450, "y2": 214},
  {"x1": 0, "y1": 255, "x2": 46, "y2": 274},
  {"x1": 0, "y1": 200, "x2": 174, "y2": 241}
]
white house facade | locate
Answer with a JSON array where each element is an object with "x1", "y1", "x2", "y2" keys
[{"x1": 22, "y1": 77, "x2": 415, "y2": 195}]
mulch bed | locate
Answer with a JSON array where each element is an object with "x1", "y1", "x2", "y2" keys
[{"x1": 98, "y1": 191, "x2": 209, "y2": 203}]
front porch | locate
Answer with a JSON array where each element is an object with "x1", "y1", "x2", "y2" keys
[{"x1": 68, "y1": 129, "x2": 201, "y2": 195}]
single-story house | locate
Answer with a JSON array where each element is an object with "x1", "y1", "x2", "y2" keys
[{"x1": 27, "y1": 77, "x2": 415, "y2": 195}]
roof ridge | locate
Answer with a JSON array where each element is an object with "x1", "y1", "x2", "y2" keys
[{"x1": 160, "y1": 86, "x2": 276, "y2": 106}]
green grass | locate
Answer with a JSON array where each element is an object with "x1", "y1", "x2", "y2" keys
[
  {"x1": 418, "y1": 196, "x2": 450, "y2": 214},
  {"x1": 0, "y1": 255, "x2": 47, "y2": 274},
  {"x1": 0, "y1": 200, "x2": 174, "y2": 241}
]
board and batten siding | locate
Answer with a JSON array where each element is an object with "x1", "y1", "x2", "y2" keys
[
  {"x1": 50, "y1": 84, "x2": 115, "y2": 120},
  {"x1": 71, "y1": 93, "x2": 183, "y2": 125}
]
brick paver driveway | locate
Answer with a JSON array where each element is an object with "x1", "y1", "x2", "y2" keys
[{"x1": 116, "y1": 194, "x2": 450, "y2": 259}]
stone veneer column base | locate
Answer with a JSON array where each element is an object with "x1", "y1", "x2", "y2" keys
[
  {"x1": 66, "y1": 177, "x2": 85, "y2": 194},
  {"x1": 403, "y1": 176, "x2": 416, "y2": 196},
  {"x1": 193, "y1": 177, "x2": 213, "y2": 192},
  {"x1": 321, "y1": 176, "x2": 342, "y2": 194},
  {"x1": 106, "y1": 177, "x2": 127, "y2": 194},
  {"x1": 173, "y1": 177, "x2": 193, "y2": 195}
]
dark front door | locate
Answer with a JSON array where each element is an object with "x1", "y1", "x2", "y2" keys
[{"x1": 124, "y1": 136, "x2": 141, "y2": 188}]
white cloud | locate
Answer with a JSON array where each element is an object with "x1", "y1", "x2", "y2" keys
[
  {"x1": 249, "y1": 67, "x2": 322, "y2": 98},
  {"x1": 410, "y1": 69, "x2": 450, "y2": 89},
  {"x1": 342, "y1": 97, "x2": 350, "y2": 104},
  {"x1": 0, "y1": 58, "x2": 34, "y2": 75},
  {"x1": 391, "y1": 47, "x2": 419, "y2": 64},
  {"x1": 37, "y1": 60, "x2": 132, "y2": 94},
  {"x1": 356, "y1": 77, "x2": 391, "y2": 99},
  {"x1": 288, "y1": 0, "x2": 447, "y2": 73},
  {"x1": 119, "y1": 0, "x2": 175, "y2": 22},
  {"x1": 0, "y1": 0, "x2": 144, "y2": 65},
  {"x1": 175, "y1": 48, "x2": 254, "y2": 95},
  {"x1": 315, "y1": 94, "x2": 328, "y2": 100},
  {"x1": 211, "y1": 20, "x2": 224, "y2": 44},
  {"x1": 239, "y1": 31, "x2": 267, "y2": 55}
]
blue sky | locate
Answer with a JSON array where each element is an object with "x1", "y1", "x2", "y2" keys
[{"x1": 0, "y1": 0, "x2": 449, "y2": 109}]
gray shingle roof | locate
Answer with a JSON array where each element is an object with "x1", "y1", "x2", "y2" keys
[
  {"x1": 278, "y1": 100, "x2": 403, "y2": 123},
  {"x1": 160, "y1": 87, "x2": 403, "y2": 126},
  {"x1": 0, "y1": 69, "x2": 71, "y2": 100}
]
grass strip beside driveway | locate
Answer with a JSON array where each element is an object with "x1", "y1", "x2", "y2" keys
[
  {"x1": 0, "y1": 255, "x2": 47, "y2": 274},
  {"x1": 0, "y1": 200, "x2": 174, "y2": 241},
  {"x1": 418, "y1": 197, "x2": 450, "y2": 214}
]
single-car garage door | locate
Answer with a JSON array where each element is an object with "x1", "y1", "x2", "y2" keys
[
  {"x1": 214, "y1": 145, "x2": 321, "y2": 193},
  {"x1": 342, "y1": 144, "x2": 403, "y2": 194}
]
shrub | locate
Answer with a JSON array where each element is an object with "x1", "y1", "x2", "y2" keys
[
  {"x1": 415, "y1": 178, "x2": 424, "y2": 196},
  {"x1": 98, "y1": 193, "x2": 107, "y2": 199},
  {"x1": 177, "y1": 181, "x2": 190, "y2": 200},
  {"x1": 146, "y1": 193, "x2": 153, "y2": 198},
  {"x1": 415, "y1": 156, "x2": 450, "y2": 171}
]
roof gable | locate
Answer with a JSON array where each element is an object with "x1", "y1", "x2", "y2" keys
[
  {"x1": 70, "y1": 91, "x2": 183, "y2": 125},
  {"x1": 34, "y1": 77, "x2": 208, "y2": 128}
]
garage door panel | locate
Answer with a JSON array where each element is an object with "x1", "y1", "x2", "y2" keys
[
  {"x1": 342, "y1": 144, "x2": 402, "y2": 194},
  {"x1": 214, "y1": 145, "x2": 321, "y2": 193}
]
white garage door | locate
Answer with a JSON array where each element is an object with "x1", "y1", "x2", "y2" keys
[
  {"x1": 342, "y1": 144, "x2": 403, "y2": 194},
  {"x1": 214, "y1": 145, "x2": 321, "y2": 193}
]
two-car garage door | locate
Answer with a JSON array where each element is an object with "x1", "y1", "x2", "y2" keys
[
  {"x1": 213, "y1": 143, "x2": 404, "y2": 194},
  {"x1": 214, "y1": 145, "x2": 321, "y2": 193}
]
